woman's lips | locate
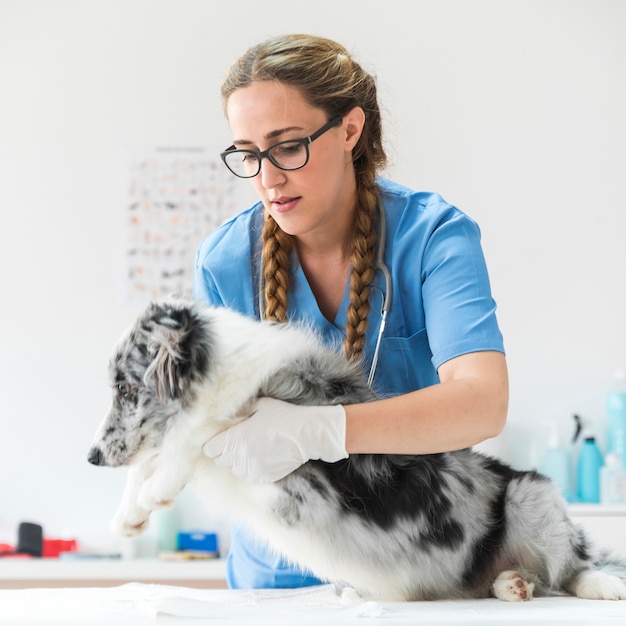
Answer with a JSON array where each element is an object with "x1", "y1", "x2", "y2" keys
[{"x1": 271, "y1": 196, "x2": 300, "y2": 213}]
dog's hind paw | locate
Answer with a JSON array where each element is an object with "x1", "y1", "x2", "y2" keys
[
  {"x1": 568, "y1": 571, "x2": 626, "y2": 600},
  {"x1": 491, "y1": 570, "x2": 535, "y2": 602}
]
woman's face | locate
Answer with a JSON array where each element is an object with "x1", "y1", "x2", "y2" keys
[{"x1": 225, "y1": 81, "x2": 363, "y2": 243}]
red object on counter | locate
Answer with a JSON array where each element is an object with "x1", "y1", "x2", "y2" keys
[
  {"x1": 0, "y1": 543, "x2": 15, "y2": 555},
  {"x1": 0, "y1": 543, "x2": 33, "y2": 558},
  {"x1": 0, "y1": 538, "x2": 78, "y2": 558},
  {"x1": 42, "y1": 538, "x2": 78, "y2": 558}
]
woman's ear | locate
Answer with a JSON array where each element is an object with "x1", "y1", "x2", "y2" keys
[{"x1": 342, "y1": 106, "x2": 366, "y2": 152}]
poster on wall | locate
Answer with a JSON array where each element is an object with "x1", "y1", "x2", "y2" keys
[{"x1": 124, "y1": 146, "x2": 243, "y2": 304}]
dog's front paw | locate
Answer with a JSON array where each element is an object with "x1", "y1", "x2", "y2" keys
[
  {"x1": 110, "y1": 504, "x2": 151, "y2": 537},
  {"x1": 137, "y1": 477, "x2": 180, "y2": 512},
  {"x1": 491, "y1": 570, "x2": 535, "y2": 602}
]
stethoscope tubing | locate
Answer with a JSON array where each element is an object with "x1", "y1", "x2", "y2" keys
[{"x1": 367, "y1": 204, "x2": 392, "y2": 386}]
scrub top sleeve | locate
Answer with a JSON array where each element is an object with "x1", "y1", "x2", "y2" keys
[
  {"x1": 191, "y1": 204, "x2": 264, "y2": 315},
  {"x1": 193, "y1": 244, "x2": 225, "y2": 307},
  {"x1": 422, "y1": 213, "x2": 504, "y2": 370}
]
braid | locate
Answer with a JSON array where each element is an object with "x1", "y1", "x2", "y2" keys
[
  {"x1": 344, "y1": 178, "x2": 379, "y2": 363},
  {"x1": 261, "y1": 211, "x2": 292, "y2": 322}
]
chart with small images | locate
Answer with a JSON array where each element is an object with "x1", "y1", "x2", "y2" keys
[{"x1": 125, "y1": 146, "x2": 241, "y2": 303}]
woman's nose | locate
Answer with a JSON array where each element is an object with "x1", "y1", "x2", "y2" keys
[{"x1": 259, "y1": 158, "x2": 287, "y2": 189}]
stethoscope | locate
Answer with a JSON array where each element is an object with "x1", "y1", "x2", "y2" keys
[
  {"x1": 367, "y1": 204, "x2": 392, "y2": 387},
  {"x1": 258, "y1": 203, "x2": 392, "y2": 388}
]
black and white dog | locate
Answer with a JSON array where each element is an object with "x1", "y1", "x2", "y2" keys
[{"x1": 88, "y1": 297, "x2": 626, "y2": 602}]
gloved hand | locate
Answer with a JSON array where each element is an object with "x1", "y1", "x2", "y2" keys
[{"x1": 203, "y1": 397, "x2": 348, "y2": 483}]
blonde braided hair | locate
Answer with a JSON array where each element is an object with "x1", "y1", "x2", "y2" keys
[
  {"x1": 222, "y1": 35, "x2": 387, "y2": 364},
  {"x1": 261, "y1": 209, "x2": 292, "y2": 323}
]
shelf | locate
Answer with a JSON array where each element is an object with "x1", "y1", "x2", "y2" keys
[
  {"x1": 0, "y1": 557, "x2": 227, "y2": 589},
  {"x1": 566, "y1": 503, "x2": 626, "y2": 517}
]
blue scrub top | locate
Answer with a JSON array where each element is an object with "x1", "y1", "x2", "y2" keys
[{"x1": 192, "y1": 177, "x2": 505, "y2": 588}]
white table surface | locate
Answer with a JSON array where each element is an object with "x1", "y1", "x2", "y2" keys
[{"x1": 1, "y1": 583, "x2": 625, "y2": 626}]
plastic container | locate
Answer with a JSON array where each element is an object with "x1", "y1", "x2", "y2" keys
[
  {"x1": 154, "y1": 506, "x2": 180, "y2": 553},
  {"x1": 538, "y1": 422, "x2": 575, "y2": 502},
  {"x1": 606, "y1": 369, "x2": 626, "y2": 467},
  {"x1": 177, "y1": 531, "x2": 219, "y2": 555},
  {"x1": 600, "y1": 452, "x2": 626, "y2": 504},
  {"x1": 577, "y1": 436, "x2": 604, "y2": 503}
]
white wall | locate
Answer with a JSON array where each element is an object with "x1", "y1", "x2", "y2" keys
[{"x1": 1, "y1": 0, "x2": 625, "y2": 550}]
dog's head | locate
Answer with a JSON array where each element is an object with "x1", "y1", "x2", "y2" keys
[{"x1": 87, "y1": 298, "x2": 214, "y2": 468}]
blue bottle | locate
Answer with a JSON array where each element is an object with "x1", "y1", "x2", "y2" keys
[
  {"x1": 577, "y1": 436, "x2": 604, "y2": 503},
  {"x1": 539, "y1": 422, "x2": 575, "y2": 502},
  {"x1": 606, "y1": 370, "x2": 626, "y2": 467}
]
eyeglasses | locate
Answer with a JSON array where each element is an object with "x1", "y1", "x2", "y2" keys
[{"x1": 220, "y1": 116, "x2": 343, "y2": 178}]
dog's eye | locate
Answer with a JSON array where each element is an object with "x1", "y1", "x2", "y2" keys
[{"x1": 117, "y1": 382, "x2": 131, "y2": 397}]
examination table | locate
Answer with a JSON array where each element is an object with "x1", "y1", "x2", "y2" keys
[{"x1": 1, "y1": 582, "x2": 625, "y2": 625}]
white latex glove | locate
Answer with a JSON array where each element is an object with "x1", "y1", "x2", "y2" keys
[{"x1": 203, "y1": 397, "x2": 348, "y2": 483}]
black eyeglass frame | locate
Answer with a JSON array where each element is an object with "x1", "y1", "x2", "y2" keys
[{"x1": 220, "y1": 115, "x2": 343, "y2": 178}]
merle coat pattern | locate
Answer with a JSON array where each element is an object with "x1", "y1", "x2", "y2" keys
[{"x1": 88, "y1": 298, "x2": 626, "y2": 602}]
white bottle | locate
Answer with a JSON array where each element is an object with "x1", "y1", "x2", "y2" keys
[
  {"x1": 600, "y1": 452, "x2": 626, "y2": 504},
  {"x1": 606, "y1": 370, "x2": 626, "y2": 467}
]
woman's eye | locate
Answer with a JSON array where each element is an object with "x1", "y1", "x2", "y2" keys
[
  {"x1": 242, "y1": 153, "x2": 260, "y2": 164},
  {"x1": 276, "y1": 143, "x2": 303, "y2": 156}
]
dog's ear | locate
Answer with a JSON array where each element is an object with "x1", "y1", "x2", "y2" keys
[{"x1": 142, "y1": 299, "x2": 212, "y2": 403}]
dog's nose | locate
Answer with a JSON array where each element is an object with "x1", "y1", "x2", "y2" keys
[{"x1": 87, "y1": 447, "x2": 104, "y2": 466}]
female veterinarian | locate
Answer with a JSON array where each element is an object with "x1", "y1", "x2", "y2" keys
[{"x1": 192, "y1": 34, "x2": 508, "y2": 589}]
